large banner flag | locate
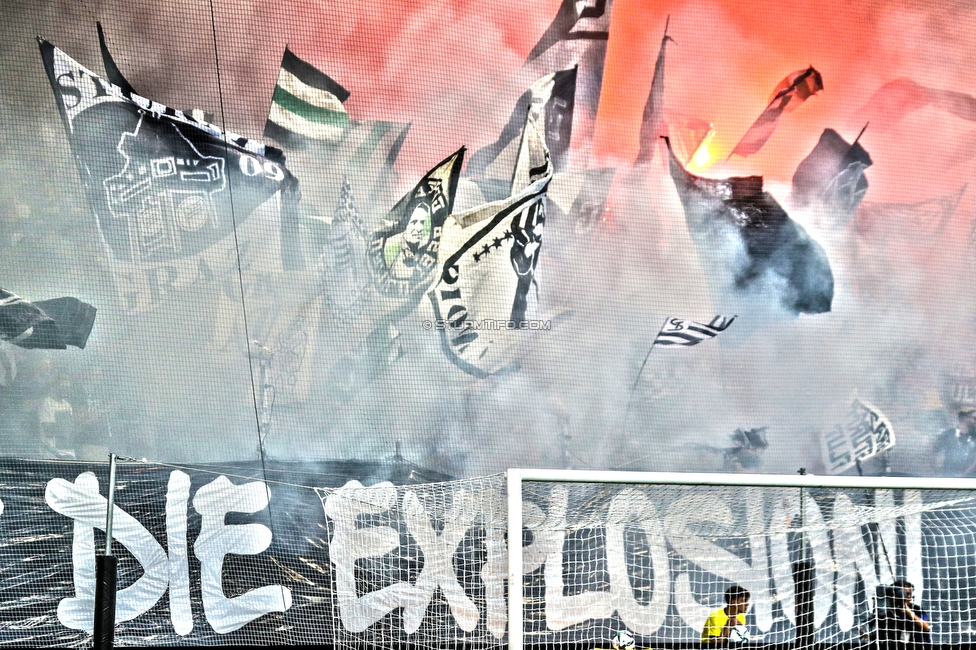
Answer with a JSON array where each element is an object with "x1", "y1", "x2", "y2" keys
[
  {"x1": 854, "y1": 185, "x2": 965, "y2": 265},
  {"x1": 853, "y1": 77, "x2": 976, "y2": 133},
  {"x1": 0, "y1": 289, "x2": 97, "y2": 350},
  {"x1": 39, "y1": 38, "x2": 305, "y2": 311},
  {"x1": 468, "y1": 67, "x2": 576, "y2": 177},
  {"x1": 97, "y1": 23, "x2": 214, "y2": 124},
  {"x1": 522, "y1": 0, "x2": 613, "y2": 152},
  {"x1": 821, "y1": 397, "x2": 895, "y2": 474},
  {"x1": 634, "y1": 21, "x2": 673, "y2": 165},
  {"x1": 731, "y1": 66, "x2": 824, "y2": 158},
  {"x1": 791, "y1": 128, "x2": 872, "y2": 223},
  {"x1": 323, "y1": 148, "x2": 465, "y2": 395},
  {"x1": 429, "y1": 111, "x2": 553, "y2": 377},
  {"x1": 652, "y1": 315, "x2": 735, "y2": 347},
  {"x1": 264, "y1": 46, "x2": 350, "y2": 146},
  {"x1": 664, "y1": 136, "x2": 834, "y2": 316}
]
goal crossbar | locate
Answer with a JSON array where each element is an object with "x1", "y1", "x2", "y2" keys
[{"x1": 505, "y1": 468, "x2": 976, "y2": 650}]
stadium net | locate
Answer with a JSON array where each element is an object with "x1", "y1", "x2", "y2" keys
[{"x1": 318, "y1": 470, "x2": 976, "y2": 649}]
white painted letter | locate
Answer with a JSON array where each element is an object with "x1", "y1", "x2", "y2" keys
[{"x1": 193, "y1": 475, "x2": 291, "y2": 634}]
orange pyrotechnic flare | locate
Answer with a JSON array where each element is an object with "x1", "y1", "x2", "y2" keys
[{"x1": 689, "y1": 127, "x2": 717, "y2": 170}]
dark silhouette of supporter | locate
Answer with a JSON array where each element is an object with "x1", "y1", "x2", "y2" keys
[
  {"x1": 933, "y1": 406, "x2": 976, "y2": 477},
  {"x1": 38, "y1": 378, "x2": 74, "y2": 458},
  {"x1": 877, "y1": 580, "x2": 930, "y2": 650}
]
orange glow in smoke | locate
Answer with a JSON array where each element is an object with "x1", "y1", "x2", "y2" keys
[{"x1": 689, "y1": 128, "x2": 717, "y2": 170}]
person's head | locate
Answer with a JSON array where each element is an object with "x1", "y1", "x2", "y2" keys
[
  {"x1": 959, "y1": 407, "x2": 976, "y2": 436},
  {"x1": 403, "y1": 203, "x2": 431, "y2": 248},
  {"x1": 725, "y1": 585, "x2": 751, "y2": 615},
  {"x1": 893, "y1": 579, "x2": 914, "y2": 605}
]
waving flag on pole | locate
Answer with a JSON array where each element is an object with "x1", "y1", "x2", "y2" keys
[
  {"x1": 634, "y1": 19, "x2": 673, "y2": 165},
  {"x1": 821, "y1": 396, "x2": 895, "y2": 474},
  {"x1": 629, "y1": 314, "x2": 735, "y2": 407},
  {"x1": 429, "y1": 108, "x2": 554, "y2": 377},
  {"x1": 653, "y1": 315, "x2": 735, "y2": 347},
  {"x1": 467, "y1": 67, "x2": 576, "y2": 177},
  {"x1": 323, "y1": 148, "x2": 465, "y2": 396},
  {"x1": 262, "y1": 47, "x2": 411, "y2": 215},
  {"x1": 791, "y1": 127, "x2": 872, "y2": 222},
  {"x1": 0, "y1": 289, "x2": 97, "y2": 350},
  {"x1": 39, "y1": 38, "x2": 305, "y2": 319},
  {"x1": 264, "y1": 46, "x2": 350, "y2": 146},
  {"x1": 853, "y1": 77, "x2": 976, "y2": 133},
  {"x1": 731, "y1": 66, "x2": 823, "y2": 158},
  {"x1": 664, "y1": 136, "x2": 834, "y2": 316},
  {"x1": 522, "y1": 0, "x2": 613, "y2": 155}
]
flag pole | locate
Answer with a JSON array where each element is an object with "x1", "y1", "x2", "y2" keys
[
  {"x1": 93, "y1": 453, "x2": 118, "y2": 650},
  {"x1": 632, "y1": 315, "x2": 671, "y2": 392},
  {"x1": 623, "y1": 315, "x2": 671, "y2": 426}
]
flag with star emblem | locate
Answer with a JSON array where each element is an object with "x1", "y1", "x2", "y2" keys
[
  {"x1": 39, "y1": 38, "x2": 304, "y2": 313},
  {"x1": 429, "y1": 108, "x2": 553, "y2": 377}
]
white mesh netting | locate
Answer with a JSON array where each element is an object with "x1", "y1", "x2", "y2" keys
[
  {"x1": 316, "y1": 476, "x2": 976, "y2": 648},
  {"x1": 4, "y1": 465, "x2": 976, "y2": 647}
]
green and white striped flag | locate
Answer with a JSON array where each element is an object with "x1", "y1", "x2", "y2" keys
[{"x1": 264, "y1": 46, "x2": 350, "y2": 146}]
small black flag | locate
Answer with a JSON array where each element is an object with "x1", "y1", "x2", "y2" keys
[
  {"x1": 731, "y1": 67, "x2": 823, "y2": 158},
  {"x1": 0, "y1": 289, "x2": 96, "y2": 350}
]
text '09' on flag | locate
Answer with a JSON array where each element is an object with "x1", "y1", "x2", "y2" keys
[
  {"x1": 653, "y1": 315, "x2": 735, "y2": 347},
  {"x1": 38, "y1": 37, "x2": 304, "y2": 271}
]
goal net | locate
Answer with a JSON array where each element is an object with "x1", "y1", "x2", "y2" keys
[{"x1": 317, "y1": 470, "x2": 976, "y2": 649}]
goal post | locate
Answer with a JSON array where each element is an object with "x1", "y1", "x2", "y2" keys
[{"x1": 506, "y1": 468, "x2": 976, "y2": 650}]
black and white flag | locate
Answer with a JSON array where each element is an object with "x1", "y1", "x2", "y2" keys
[
  {"x1": 429, "y1": 109, "x2": 553, "y2": 377},
  {"x1": 664, "y1": 136, "x2": 834, "y2": 316},
  {"x1": 821, "y1": 397, "x2": 895, "y2": 474},
  {"x1": 0, "y1": 288, "x2": 96, "y2": 350},
  {"x1": 791, "y1": 128, "x2": 872, "y2": 224},
  {"x1": 39, "y1": 38, "x2": 304, "y2": 312},
  {"x1": 323, "y1": 149, "x2": 464, "y2": 396},
  {"x1": 521, "y1": 0, "x2": 613, "y2": 151},
  {"x1": 467, "y1": 67, "x2": 576, "y2": 177},
  {"x1": 653, "y1": 315, "x2": 735, "y2": 347},
  {"x1": 366, "y1": 149, "x2": 465, "y2": 301}
]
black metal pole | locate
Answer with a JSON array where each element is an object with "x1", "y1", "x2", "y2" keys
[
  {"x1": 793, "y1": 559, "x2": 815, "y2": 650},
  {"x1": 794, "y1": 467, "x2": 814, "y2": 650},
  {"x1": 93, "y1": 453, "x2": 118, "y2": 649},
  {"x1": 92, "y1": 555, "x2": 117, "y2": 649}
]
